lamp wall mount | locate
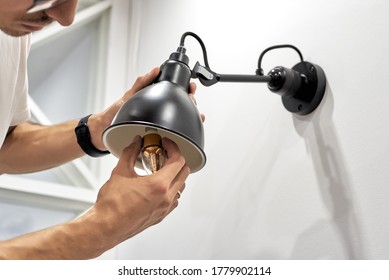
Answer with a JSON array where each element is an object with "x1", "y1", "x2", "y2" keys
[{"x1": 180, "y1": 32, "x2": 326, "y2": 115}]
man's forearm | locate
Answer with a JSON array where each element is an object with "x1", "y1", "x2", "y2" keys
[
  {"x1": 0, "y1": 134, "x2": 189, "y2": 260},
  {"x1": 0, "y1": 120, "x2": 85, "y2": 174},
  {"x1": 0, "y1": 209, "x2": 109, "y2": 259}
]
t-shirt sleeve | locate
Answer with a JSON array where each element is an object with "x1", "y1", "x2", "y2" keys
[{"x1": 10, "y1": 34, "x2": 31, "y2": 126}]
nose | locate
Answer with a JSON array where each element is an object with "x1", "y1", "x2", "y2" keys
[{"x1": 44, "y1": 1, "x2": 77, "y2": 26}]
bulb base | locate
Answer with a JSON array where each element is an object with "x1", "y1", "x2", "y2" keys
[{"x1": 142, "y1": 133, "x2": 162, "y2": 149}]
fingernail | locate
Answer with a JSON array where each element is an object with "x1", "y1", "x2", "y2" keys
[
  {"x1": 189, "y1": 95, "x2": 197, "y2": 105},
  {"x1": 132, "y1": 135, "x2": 141, "y2": 143},
  {"x1": 161, "y1": 137, "x2": 171, "y2": 143}
]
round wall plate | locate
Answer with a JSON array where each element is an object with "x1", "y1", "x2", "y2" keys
[{"x1": 282, "y1": 61, "x2": 326, "y2": 115}]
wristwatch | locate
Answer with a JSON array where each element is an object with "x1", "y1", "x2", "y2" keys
[{"x1": 74, "y1": 114, "x2": 110, "y2": 157}]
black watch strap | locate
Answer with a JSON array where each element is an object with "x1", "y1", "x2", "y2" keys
[{"x1": 75, "y1": 114, "x2": 110, "y2": 157}]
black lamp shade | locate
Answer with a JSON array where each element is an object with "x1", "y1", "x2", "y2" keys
[{"x1": 102, "y1": 56, "x2": 206, "y2": 173}]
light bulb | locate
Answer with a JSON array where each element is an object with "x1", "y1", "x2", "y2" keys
[{"x1": 141, "y1": 133, "x2": 166, "y2": 175}]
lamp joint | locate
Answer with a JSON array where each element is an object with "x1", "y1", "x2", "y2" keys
[{"x1": 191, "y1": 62, "x2": 220, "y2": 87}]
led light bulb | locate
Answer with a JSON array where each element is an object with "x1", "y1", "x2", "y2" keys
[{"x1": 141, "y1": 133, "x2": 166, "y2": 175}]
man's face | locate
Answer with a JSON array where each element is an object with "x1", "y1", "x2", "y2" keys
[{"x1": 0, "y1": 0, "x2": 78, "y2": 37}]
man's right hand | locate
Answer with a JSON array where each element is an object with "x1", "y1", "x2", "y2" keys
[{"x1": 85, "y1": 135, "x2": 190, "y2": 254}]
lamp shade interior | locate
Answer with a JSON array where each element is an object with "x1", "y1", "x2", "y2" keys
[{"x1": 103, "y1": 124, "x2": 206, "y2": 173}]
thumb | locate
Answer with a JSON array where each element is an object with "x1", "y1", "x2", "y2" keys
[{"x1": 112, "y1": 135, "x2": 142, "y2": 177}]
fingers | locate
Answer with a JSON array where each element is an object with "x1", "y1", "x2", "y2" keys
[
  {"x1": 164, "y1": 181, "x2": 186, "y2": 218},
  {"x1": 114, "y1": 135, "x2": 189, "y2": 206},
  {"x1": 189, "y1": 82, "x2": 197, "y2": 95},
  {"x1": 188, "y1": 82, "x2": 205, "y2": 122},
  {"x1": 160, "y1": 138, "x2": 190, "y2": 200},
  {"x1": 169, "y1": 165, "x2": 189, "y2": 197},
  {"x1": 123, "y1": 67, "x2": 160, "y2": 102},
  {"x1": 176, "y1": 183, "x2": 186, "y2": 200},
  {"x1": 149, "y1": 142, "x2": 189, "y2": 222},
  {"x1": 188, "y1": 82, "x2": 197, "y2": 105},
  {"x1": 112, "y1": 135, "x2": 142, "y2": 177},
  {"x1": 160, "y1": 137, "x2": 187, "y2": 172},
  {"x1": 135, "y1": 67, "x2": 160, "y2": 91}
]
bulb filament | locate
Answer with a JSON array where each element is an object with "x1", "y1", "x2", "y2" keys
[{"x1": 141, "y1": 134, "x2": 166, "y2": 174}]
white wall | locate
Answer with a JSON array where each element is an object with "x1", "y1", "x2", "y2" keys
[{"x1": 107, "y1": 0, "x2": 389, "y2": 259}]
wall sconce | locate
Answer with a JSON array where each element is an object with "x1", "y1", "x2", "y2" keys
[{"x1": 102, "y1": 32, "x2": 326, "y2": 173}]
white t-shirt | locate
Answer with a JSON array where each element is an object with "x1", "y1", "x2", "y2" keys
[{"x1": 0, "y1": 31, "x2": 31, "y2": 148}]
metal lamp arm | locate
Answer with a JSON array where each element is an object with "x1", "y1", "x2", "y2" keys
[
  {"x1": 191, "y1": 62, "x2": 272, "y2": 87},
  {"x1": 191, "y1": 60, "x2": 326, "y2": 116}
]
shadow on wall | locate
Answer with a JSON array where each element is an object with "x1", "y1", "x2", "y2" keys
[{"x1": 290, "y1": 84, "x2": 366, "y2": 259}]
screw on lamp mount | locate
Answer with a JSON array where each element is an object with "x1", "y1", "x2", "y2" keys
[{"x1": 179, "y1": 32, "x2": 326, "y2": 115}]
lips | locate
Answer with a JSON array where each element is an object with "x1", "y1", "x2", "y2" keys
[
  {"x1": 20, "y1": 19, "x2": 52, "y2": 32},
  {"x1": 21, "y1": 23, "x2": 45, "y2": 32}
]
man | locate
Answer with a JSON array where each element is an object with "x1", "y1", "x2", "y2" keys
[{"x1": 0, "y1": 0, "x2": 194, "y2": 259}]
